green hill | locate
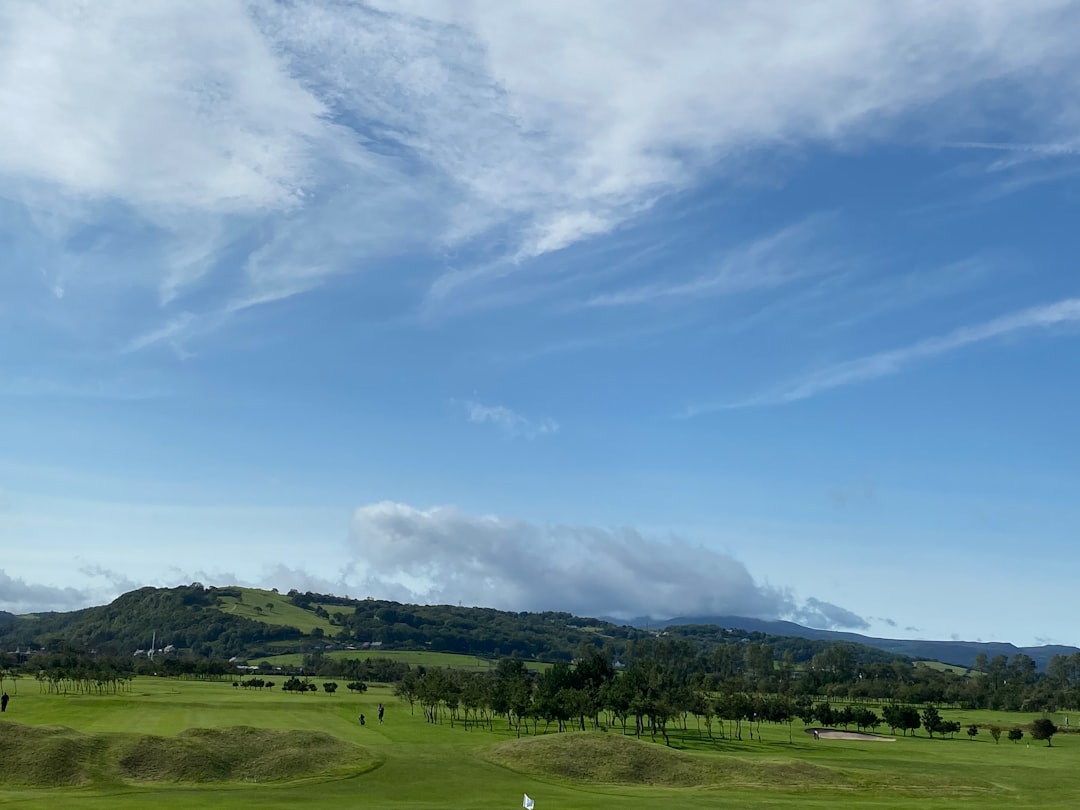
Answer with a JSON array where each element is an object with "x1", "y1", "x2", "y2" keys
[{"x1": 0, "y1": 583, "x2": 911, "y2": 669}]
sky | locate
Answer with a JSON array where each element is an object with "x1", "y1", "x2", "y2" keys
[{"x1": 1, "y1": 1, "x2": 1078, "y2": 648}]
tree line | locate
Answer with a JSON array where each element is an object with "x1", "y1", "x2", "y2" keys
[{"x1": 383, "y1": 641, "x2": 1064, "y2": 748}]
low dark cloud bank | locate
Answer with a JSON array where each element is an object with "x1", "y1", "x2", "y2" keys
[{"x1": 349, "y1": 502, "x2": 869, "y2": 630}]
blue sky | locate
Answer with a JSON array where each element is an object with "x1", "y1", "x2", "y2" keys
[{"x1": 1, "y1": 1, "x2": 1078, "y2": 647}]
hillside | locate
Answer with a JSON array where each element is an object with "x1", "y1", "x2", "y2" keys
[
  {"x1": 0, "y1": 585, "x2": 303, "y2": 658},
  {"x1": 3, "y1": 585, "x2": 1073, "y2": 672},
  {"x1": 637, "y1": 615, "x2": 1080, "y2": 671},
  {"x1": 1, "y1": 585, "x2": 906, "y2": 668}
]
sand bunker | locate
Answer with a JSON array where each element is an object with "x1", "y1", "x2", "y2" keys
[{"x1": 805, "y1": 728, "x2": 896, "y2": 742}]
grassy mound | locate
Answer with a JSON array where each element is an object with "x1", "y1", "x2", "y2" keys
[
  {"x1": 0, "y1": 722, "x2": 375, "y2": 786},
  {"x1": 485, "y1": 732, "x2": 845, "y2": 789}
]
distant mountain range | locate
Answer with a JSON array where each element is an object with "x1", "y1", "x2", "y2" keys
[{"x1": 609, "y1": 614, "x2": 1079, "y2": 671}]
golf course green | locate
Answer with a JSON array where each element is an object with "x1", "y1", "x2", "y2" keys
[{"x1": 0, "y1": 675, "x2": 1076, "y2": 809}]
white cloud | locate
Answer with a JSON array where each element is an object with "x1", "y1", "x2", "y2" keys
[
  {"x1": 347, "y1": 501, "x2": 868, "y2": 627},
  {"x1": 694, "y1": 297, "x2": 1080, "y2": 411},
  {"x1": 0, "y1": 1, "x2": 327, "y2": 213},
  {"x1": 3, "y1": 1, "x2": 1080, "y2": 346},
  {"x1": 369, "y1": 0, "x2": 1080, "y2": 302},
  {"x1": 462, "y1": 400, "x2": 559, "y2": 439},
  {"x1": 0, "y1": 568, "x2": 92, "y2": 613}
]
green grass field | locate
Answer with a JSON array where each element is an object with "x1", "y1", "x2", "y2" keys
[
  {"x1": 913, "y1": 660, "x2": 973, "y2": 677},
  {"x1": 215, "y1": 588, "x2": 338, "y2": 636},
  {"x1": 1, "y1": 677, "x2": 1077, "y2": 809}
]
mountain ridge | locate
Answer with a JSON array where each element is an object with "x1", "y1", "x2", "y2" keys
[{"x1": 610, "y1": 614, "x2": 1079, "y2": 671}]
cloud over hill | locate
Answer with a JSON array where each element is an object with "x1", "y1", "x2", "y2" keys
[{"x1": 349, "y1": 501, "x2": 868, "y2": 629}]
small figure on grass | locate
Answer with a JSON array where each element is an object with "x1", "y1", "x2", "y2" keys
[
  {"x1": 359, "y1": 714, "x2": 366, "y2": 725},
  {"x1": 378, "y1": 703, "x2": 384, "y2": 724},
  {"x1": 1, "y1": 692, "x2": 8, "y2": 713}
]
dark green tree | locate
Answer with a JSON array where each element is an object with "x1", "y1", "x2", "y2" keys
[
  {"x1": 921, "y1": 706, "x2": 942, "y2": 738},
  {"x1": 1031, "y1": 718, "x2": 1058, "y2": 747}
]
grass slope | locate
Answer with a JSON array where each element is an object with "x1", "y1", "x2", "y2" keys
[
  {"x1": 214, "y1": 588, "x2": 336, "y2": 635},
  {"x1": 486, "y1": 732, "x2": 848, "y2": 789},
  {"x1": 0, "y1": 722, "x2": 374, "y2": 786}
]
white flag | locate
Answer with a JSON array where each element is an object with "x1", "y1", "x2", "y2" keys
[{"x1": 523, "y1": 793, "x2": 535, "y2": 809}]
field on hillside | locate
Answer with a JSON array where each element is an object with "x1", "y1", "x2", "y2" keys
[
  {"x1": 914, "y1": 660, "x2": 973, "y2": 677},
  {"x1": 215, "y1": 588, "x2": 338, "y2": 635},
  {"x1": 1, "y1": 677, "x2": 1077, "y2": 809}
]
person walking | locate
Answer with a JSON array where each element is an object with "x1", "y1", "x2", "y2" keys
[
  {"x1": 1, "y1": 692, "x2": 8, "y2": 712},
  {"x1": 378, "y1": 703, "x2": 384, "y2": 724}
]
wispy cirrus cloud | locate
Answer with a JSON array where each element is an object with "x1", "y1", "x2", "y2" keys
[
  {"x1": 120, "y1": 312, "x2": 197, "y2": 355},
  {"x1": 943, "y1": 139, "x2": 1080, "y2": 194},
  {"x1": 462, "y1": 400, "x2": 559, "y2": 439},
  {"x1": 4, "y1": 1, "x2": 1080, "y2": 353},
  {"x1": 580, "y1": 216, "x2": 837, "y2": 309},
  {"x1": 688, "y1": 297, "x2": 1080, "y2": 413},
  {"x1": 949, "y1": 140, "x2": 1080, "y2": 161}
]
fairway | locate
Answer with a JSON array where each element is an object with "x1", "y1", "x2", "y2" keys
[
  {"x1": 259, "y1": 648, "x2": 550, "y2": 672},
  {"x1": 1, "y1": 677, "x2": 1077, "y2": 809}
]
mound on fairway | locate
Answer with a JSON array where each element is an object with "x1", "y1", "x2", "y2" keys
[
  {"x1": 0, "y1": 722, "x2": 375, "y2": 786},
  {"x1": 486, "y1": 732, "x2": 845, "y2": 789}
]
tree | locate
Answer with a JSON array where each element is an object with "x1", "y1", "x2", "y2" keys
[
  {"x1": 900, "y1": 707, "x2": 922, "y2": 737},
  {"x1": 1031, "y1": 718, "x2": 1058, "y2": 747},
  {"x1": 966, "y1": 723, "x2": 979, "y2": 741},
  {"x1": 1007, "y1": 726, "x2": 1024, "y2": 743},
  {"x1": 323, "y1": 681, "x2": 338, "y2": 694},
  {"x1": 347, "y1": 680, "x2": 368, "y2": 693},
  {"x1": 921, "y1": 706, "x2": 943, "y2": 738},
  {"x1": 814, "y1": 701, "x2": 834, "y2": 728},
  {"x1": 855, "y1": 707, "x2": 879, "y2": 732},
  {"x1": 989, "y1": 725, "x2": 1002, "y2": 744},
  {"x1": 882, "y1": 704, "x2": 903, "y2": 735}
]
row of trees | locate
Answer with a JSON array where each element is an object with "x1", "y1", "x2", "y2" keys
[
  {"x1": 280, "y1": 645, "x2": 1078, "y2": 714},
  {"x1": 385, "y1": 642, "x2": 1010, "y2": 746},
  {"x1": 389, "y1": 652, "x2": 1064, "y2": 748},
  {"x1": 394, "y1": 652, "x2": 1063, "y2": 749},
  {"x1": 21, "y1": 652, "x2": 137, "y2": 695}
]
